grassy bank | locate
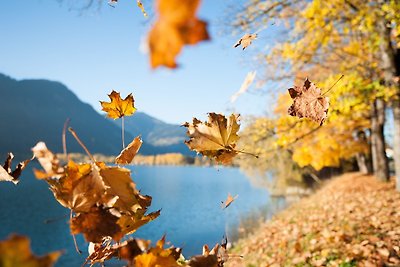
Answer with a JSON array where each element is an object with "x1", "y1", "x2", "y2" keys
[{"x1": 227, "y1": 173, "x2": 400, "y2": 267}]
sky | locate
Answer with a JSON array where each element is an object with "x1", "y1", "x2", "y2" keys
[{"x1": 0, "y1": 0, "x2": 276, "y2": 124}]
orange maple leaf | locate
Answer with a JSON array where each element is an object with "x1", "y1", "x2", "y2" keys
[
  {"x1": 148, "y1": 0, "x2": 210, "y2": 68},
  {"x1": 0, "y1": 235, "x2": 61, "y2": 267}
]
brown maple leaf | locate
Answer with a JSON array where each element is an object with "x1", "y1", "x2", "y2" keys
[
  {"x1": 0, "y1": 153, "x2": 33, "y2": 184},
  {"x1": 148, "y1": 0, "x2": 210, "y2": 68},
  {"x1": 288, "y1": 78, "x2": 330, "y2": 125},
  {"x1": 86, "y1": 238, "x2": 151, "y2": 266},
  {"x1": 70, "y1": 206, "x2": 123, "y2": 243},
  {"x1": 234, "y1": 33, "x2": 257, "y2": 50},
  {"x1": 100, "y1": 90, "x2": 136, "y2": 119},
  {"x1": 183, "y1": 113, "x2": 241, "y2": 164},
  {"x1": 221, "y1": 193, "x2": 238, "y2": 209},
  {"x1": 115, "y1": 136, "x2": 143, "y2": 164},
  {"x1": 189, "y1": 237, "x2": 231, "y2": 267},
  {"x1": 0, "y1": 234, "x2": 61, "y2": 267}
]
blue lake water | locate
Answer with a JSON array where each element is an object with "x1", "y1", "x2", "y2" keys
[{"x1": 0, "y1": 164, "x2": 284, "y2": 266}]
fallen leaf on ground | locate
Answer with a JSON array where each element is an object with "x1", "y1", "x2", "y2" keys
[
  {"x1": 115, "y1": 136, "x2": 143, "y2": 164},
  {"x1": 148, "y1": 0, "x2": 210, "y2": 68},
  {"x1": 0, "y1": 153, "x2": 32, "y2": 184},
  {"x1": 183, "y1": 113, "x2": 240, "y2": 164},
  {"x1": 100, "y1": 90, "x2": 136, "y2": 119},
  {"x1": 234, "y1": 33, "x2": 257, "y2": 50},
  {"x1": 288, "y1": 78, "x2": 330, "y2": 125},
  {"x1": 0, "y1": 234, "x2": 61, "y2": 267},
  {"x1": 221, "y1": 193, "x2": 238, "y2": 209}
]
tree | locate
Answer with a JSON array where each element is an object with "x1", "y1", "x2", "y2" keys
[{"x1": 232, "y1": 0, "x2": 400, "y2": 186}]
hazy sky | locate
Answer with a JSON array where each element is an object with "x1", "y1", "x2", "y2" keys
[{"x1": 0, "y1": 0, "x2": 277, "y2": 124}]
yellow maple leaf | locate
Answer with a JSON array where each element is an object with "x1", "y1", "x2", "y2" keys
[{"x1": 100, "y1": 90, "x2": 136, "y2": 119}]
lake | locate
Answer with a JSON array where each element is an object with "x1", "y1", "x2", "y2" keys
[{"x1": 0, "y1": 164, "x2": 285, "y2": 266}]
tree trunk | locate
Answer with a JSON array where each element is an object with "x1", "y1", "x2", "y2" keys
[
  {"x1": 393, "y1": 101, "x2": 400, "y2": 190},
  {"x1": 355, "y1": 130, "x2": 372, "y2": 174},
  {"x1": 376, "y1": 6, "x2": 398, "y2": 186},
  {"x1": 370, "y1": 98, "x2": 390, "y2": 181}
]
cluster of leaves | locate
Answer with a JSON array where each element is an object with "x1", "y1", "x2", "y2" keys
[
  {"x1": 227, "y1": 173, "x2": 400, "y2": 267},
  {"x1": 0, "y1": 90, "x2": 241, "y2": 266}
]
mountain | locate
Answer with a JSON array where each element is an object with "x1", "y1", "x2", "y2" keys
[
  {"x1": 110, "y1": 112, "x2": 189, "y2": 150},
  {"x1": 0, "y1": 73, "x2": 190, "y2": 159}
]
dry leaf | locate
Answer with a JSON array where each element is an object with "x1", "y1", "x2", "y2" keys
[
  {"x1": 0, "y1": 234, "x2": 61, "y2": 267},
  {"x1": 183, "y1": 113, "x2": 240, "y2": 164},
  {"x1": 134, "y1": 236, "x2": 181, "y2": 267},
  {"x1": 0, "y1": 153, "x2": 32, "y2": 184},
  {"x1": 70, "y1": 206, "x2": 123, "y2": 243},
  {"x1": 115, "y1": 136, "x2": 143, "y2": 164},
  {"x1": 100, "y1": 90, "x2": 136, "y2": 119},
  {"x1": 230, "y1": 71, "x2": 257, "y2": 103},
  {"x1": 288, "y1": 78, "x2": 330, "y2": 125},
  {"x1": 148, "y1": 0, "x2": 210, "y2": 68},
  {"x1": 189, "y1": 237, "x2": 230, "y2": 267},
  {"x1": 31, "y1": 142, "x2": 63, "y2": 179},
  {"x1": 108, "y1": 0, "x2": 147, "y2": 16},
  {"x1": 221, "y1": 193, "x2": 238, "y2": 209},
  {"x1": 86, "y1": 237, "x2": 152, "y2": 266},
  {"x1": 234, "y1": 33, "x2": 257, "y2": 50}
]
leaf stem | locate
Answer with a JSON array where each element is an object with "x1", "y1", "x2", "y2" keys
[
  {"x1": 122, "y1": 116, "x2": 125, "y2": 149},
  {"x1": 322, "y1": 74, "x2": 344, "y2": 96},
  {"x1": 68, "y1": 127, "x2": 96, "y2": 162},
  {"x1": 237, "y1": 150, "x2": 259, "y2": 159},
  {"x1": 70, "y1": 210, "x2": 82, "y2": 254},
  {"x1": 62, "y1": 118, "x2": 70, "y2": 160}
]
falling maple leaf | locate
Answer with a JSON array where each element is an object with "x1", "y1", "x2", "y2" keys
[
  {"x1": 183, "y1": 113, "x2": 241, "y2": 164},
  {"x1": 234, "y1": 33, "x2": 257, "y2": 50},
  {"x1": 115, "y1": 136, "x2": 143, "y2": 164},
  {"x1": 108, "y1": 0, "x2": 147, "y2": 16},
  {"x1": 148, "y1": 0, "x2": 210, "y2": 68},
  {"x1": 0, "y1": 234, "x2": 61, "y2": 267},
  {"x1": 86, "y1": 238, "x2": 151, "y2": 266},
  {"x1": 288, "y1": 78, "x2": 330, "y2": 125},
  {"x1": 189, "y1": 237, "x2": 231, "y2": 267},
  {"x1": 100, "y1": 90, "x2": 136, "y2": 119},
  {"x1": 221, "y1": 193, "x2": 238, "y2": 209},
  {"x1": 134, "y1": 236, "x2": 181, "y2": 267},
  {"x1": 230, "y1": 71, "x2": 257, "y2": 103},
  {"x1": 0, "y1": 152, "x2": 32, "y2": 184},
  {"x1": 31, "y1": 142, "x2": 63, "y2": 179}
]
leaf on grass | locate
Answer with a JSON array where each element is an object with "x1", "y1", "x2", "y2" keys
[
  {"x1": 221, "y1": 193, "x2": 238, "y2": 209},
  {"x1": 148, "y1": 0, "x2": 210, "y2": 68},
  {"x1": 183, "y1": 113, "x2": 240, "y2": 164},
  {"x1": 115, "y1": 136, "x2": 143, "y2": 164},
  {"x1": 0, "y1": 153, "x2": 33, "y2": 184},
  {"x1": 32, "y1": 142, "x2": 63, "y2": 179},
  {"x1": 134, "y1": 236, "x2": 181, "y2": 267},
  {"x1": 100, "y1": 90, "x2": 136, "y2": 119},
  {"x1": 234, "y1": 33, "x2": 257, "y2": 50},
  {"x1": 288, "y1": 78, "x2": 330, "y2": 125},
  {"x1": 0, "y1": 234, "x2": 61, "y2": 267}
]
